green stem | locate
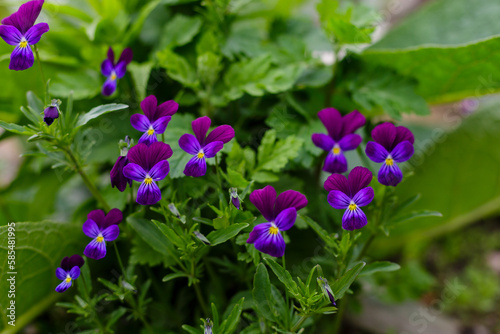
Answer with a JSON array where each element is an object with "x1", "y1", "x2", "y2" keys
[
  {"x1": 194, "y1": 281, "x2": 209, "y2": 315},
  {"x1": 214, "y1": 155, "x2": 223, "y2": 191},
  {"x1": 129, "y1": 183, "x2": 134, "y2": 215},
  {"x1": 291, "y1": 315, "x2": 308, "y2": 332},
  {"x1": 33, "y1": 46, "x2": 47, "y2": 100},
  {"x1": 113, "y1": 242, "x2": 127, "y2": 279},
  {"x1": 332, "y1": 298, "x2": 347, "y2": 334}
]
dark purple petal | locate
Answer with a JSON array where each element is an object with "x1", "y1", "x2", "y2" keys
[
  {"x1": 274, "y1": 207, "x2": 297, "y2": 231},
  {"x1": 205, "y1": 125, "x2": 235, "y2": 145},
  {"x1": 114, "y1": 61, "x2": 127, "y2": 79},
  {"x1": 323, "y1": 151, "x2": 347, "y2": 174},
  {"x1": 9, "y1": 45, "x2": 34, "y2": 71},
  {"x1": 394, "y1": 126, "x2": 414, "y2": 145},
  {"x1": 347, "y1": 166, "x2": 373, "y2": 196},
  {"x1": 254, "y1": 231, "x2": 286, "y2": 257},
  {"x1": 0, "y1": 25, "x2": 22, "y2": 45},
  {"x1": 87, "y1": 210, "x2": 105, "y2": 228},
  {"x1": 127, "y1": 142, "x2": 173, "y2": 171},
  {"x1": 102, "y1": 225, "x2": 119, "y2": 241},
  {"x1": 102, "y1": 78, "x2": 117, "y2": 96},
  {"x1": 151, "y1": 116, "x2": 171, "y2": 134},
  {"x1": 378, "y1": 162, "x2": 403, "y2": 186},
  {"x1": 101, "y1": 59, "x2": 113, "y2": 77},
  {"x1": 274, "y1": 190, "x2": 308, "y2": 216},
  {"x1": 118, "y1": 47, "x2": 133, "y2": 65},
  {"x1": 69, "y1": 266, "x2": 80, "y2": 280},
  {"x1": 149, "y1": 160, "x2": 170, "y2": 180},
  {"x1": 130, "y1": 113, "x2": 151, "y2": 132},
  {"x1": 371, "y1": 123, "x2": 396, "y2": 152},
  {"x1": 365, "y1": 141, "x2": 388, "y2": 163},
  {"x1": 43, "y1": 106, "x2": 59, "y2": 125},
  {"x1": 179, "y1": 134, "x2": 201, "y2": 155},
  {"x1": 123, "y1": 163, "x2": 147, "y2": 182},
  {"x1": 55, "y1": 280, "x2": 72, "y2": 293},
  {"x1": 157, "y1": 100, "x2": 178, "y2": 118},
  {"x1": 84, "y1": 239, "x2": 107, "y2": 260},
  {"x1": 342, "y1": 207, "x2": 367, "y2": 230},
  {"x1": 324, "y1": 173, "x2": 349, "y2": 194},
  {"x1": 192, "y1": 116, "x2": 211, "y2": 145},
  {"x1": 107, "y1": 47, "x2": 115, "y2": 64},
  {"x1": 103, "y1": 208, "x2": 123, "y2": 228},
  {"x1": 24, "y1": 22, "x2": 49, "y2": 45},
  {"x1": 311, "y1": 133, "x2": 334, "y2": 151},
  {"x1": 203, "y1": 141, "x2": 224, "y2": 158},
  {"x1": 183, "y1": 155, "x2": 207, "y2": 177},
  {"x1": 247, "y1": 223, "x2": 272, "y2": 244},
  {"x1": 140, "y1": 95, "x2": 158, "y2": 120},
  {"x1": 231, "y1": 196, "x2": 240, "y2": 210},
  {"x1": 338, "y1": 134, "x2": 362, "y2": 151},
  {"x1": 391, "y1": 141, "x2": 414, "y2": 162},
  {"x1": 351, "y1": 187, "x2": 374, "y2": 207},
  {"x1": 110, "y1": 156, "x2": 131, "y2": 192},
  {"x1": 340, "y1": 110, "x2": 366, "y2": 137},
  {"x1": 249, "y1": 186, "x2": 277, "y2": 222},
  {"x1": 327, "y1": 190, "x2": 351, "y2": 209},
  {"x1": 82, "y1": 219, "x2": 100, "y2": 238},
  {"x1": 136, "y1": 181, "x2": 162, "y2": 205},
  {"x1": 2, "y1": 0, "x2": 44, "y2": 34},
  {"x1": 318, "y1": 108, "x2": 342, "y2": 140},
  {"x1": 55, "y1": 268, "x2": 66, "y2": 280},
  {"x1": 60, "y1": 254, "x2": 84, "y2": 271}
]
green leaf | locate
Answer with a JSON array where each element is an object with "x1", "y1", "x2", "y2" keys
[
  {"x1": 162, "y1": 272, "x2": 189, "y2": 282},
  {"x1": 360, "y1": 261, "x2": 401, "y2": 277},
  {"x1": 128, "y1": 61, "x2": 153, "y2": 102},
  {"x1": 0, "y1": 121, "x2": 33, "y2": 135},
  {"x1": 75, "y1": 103, "x2": 129, "y2": 128},
  {"x1": 254, "y1": 130, "x2": 304, "y2": 174},
  {"x1": 388, "y1": 210, "x2": 442, "y2": 228},
  {"x1": 127, "y1": 217, "x2": 178, "y2": 260},
  {"x1": 159, "y1": 14, "x2": 203, "y2": 49},
  {"x1": 219, "y1": 297, "x2": 244, "y2": 334},
  {"x1": 206, "y1": 223, "x2": 249, "y2": 246},
  {"x1": 331, "y1": 262, "x2": 365, "y2": 299},
  {"x1": 252, "y1": 263, "x2": 276, "y2": 322},
  {"x1": 264, "y1": 258, "x2": 299, "y2": 296},
  {"x1": 157, "y1": 49, "x2": 198, "y2": 87},
  {"x1": 50, "y1": 69, "x2": 101, "y2": 100},
  {"x1": 302, "y1": 215, "x2": 337, "y2": 248}
]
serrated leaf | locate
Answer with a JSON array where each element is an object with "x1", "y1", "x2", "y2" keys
[{"x1": 255, "y1": 130, "x2": 303, "y2": 173}]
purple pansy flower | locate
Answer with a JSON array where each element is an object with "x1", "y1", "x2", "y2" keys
[
  {"x1": 0, "y1": 0, "x2": 49, "y2": 71},
  {"x1": 123, "y1": 142, "x2": 173, "y2": 205},
  {"x1": 55, "y1": 254, "x2": 84, "y2": 293},
  {"x1": 312, "y1": 108, "x2": 366, "y2": 174},
  {"x1": 365, "y1": 123, "x2": 414, "y2": 187},
  {"x1": 130, "y1": 95, "x2": 178, "y2": 145},
  {"x1": 83, "y1": 208, "x2": 122, "y2": 260},
  {"x1": 247, "y1": 186, "x2": 308, "y2": 257},
  {"x1": 110, "y1": 136, "x2": 133, "y2": 192},
  {"x1": 179, "y1": 116, "x2": 235, "y2": 177},
  {"x1": 101, "y1": 47, "x2": 133, "y2": 96},
  {"x1": 325, "y1": 166, "x2": 374, "y2": 231}
]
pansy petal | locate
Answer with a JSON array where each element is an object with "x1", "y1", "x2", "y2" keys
[
  {"x1": 140, "y1": 95, "x2": 158, "y2": 119},
  {"x1": 351, "y1": 187, "x2": 374, "y2": 207},
  {"x1": 157, "y1": 100, "x2": 178, "y2": 118},
  {"x1": 254, "y1": 232, "x2": 286, "y2": 258},
  {"x1": 56, "y1": 268, "x2": 67, "y2": 280},
  {"x1": 9, "y1": 45, "x2": 34, "y2": 71},
  {"x1": 179, "y1": 134, "x2": 201, "y2": 155},
  {"x1": 323, "y1": 151, "x2": 347, "y2": 174},
  {"x1": 371, "y1": 122, "x2": 396, "y2": 152},
  {"x1": 149, "y1": 160, "x2": 170, "y2": 180},
  {"x1": 102, "y1": 78, "x2": 117, "y2": 96},
  {"x1": 342, "y1": 207, "x2": 368, "y2": 230},
  {"x1": 101, "y1": 59, "x2": 113, "y2": 77},
  {"x1": 86, "y1": 209, "x2": 105, "y2": 227},
  {"x1": 205, "y1": 125, "x2": 235, "y2": 145},
  {"x1": 82, "y1": 219, "x2": 100, "y2": 238},
  {"x1": 103, "y1": 208, "x2": 123, "y2": 228},
  {"x1": 55, "y1": 280, "x2": 72, "y2": 293},
  {"x1": 127, "y1": 142, "x2": 173, "y2": 170},
  {"x1": 110, "y1": 156, "x2": 131, "y2": 192},
  {"x1": 102, "y1": 225, "x2": 119, "y2": 242},
  {"x1": 183, "y1": 156, "x2": 207, "y2": 177},
  {"x1": 247, "y1": 223, "x2": 272, "y2": 244},
  {"x1": 107, "y1": 47, "x2": 115, "y2": 64},
  {"x1": 123, "y1": 163, "x2": 147, "y2": 181},
  {"x1": 311, "y1": 133, "x2": 334, "y2": 151},
  {"x1": 25, "y1": 22, "x2": 49, "y2": 45},
  {"x1": 114, "y1": 60, "x2": 127, "y2": 79},
  {"x1": 203, "y1": 141, "x2": 224, "y2": 158},
  {"x1": 138, "y1": 131, "x2": 158, "y2": 146},
  {"x1": 327, "y1": 190, "x2": 351, "y2": 209},
  {"x1": 249, "y1": 186, "x2": 277, "y2": 222},
  {"x1": 391, "y1": 141, "x2": 414, "y2": 162},
  {"x1": 84, "y1": 239, "x2": 106, "y2": 260},
  {"x1": 394, "y1": 126, "x2": 415, "y2": 145},
  {"x1": 274, "y1": 190, "x2": 308, "y2": 216},
  {"x1": 365, "y1": 141, "x2": 389, "y2": 163},
  {"x1": 192, "y1": 116, "x2": 211, "y2": 145},
  {"x1": 151, "y1": 116, "x2": 171, "y2": 134},
  {"x1": 118, "y1": 47, "x2": 133, "y2": 65},
  {"x1": 378, "y1": 162, "x2": 403, "y2": 187},
  {"x1": 2, "y1": 0, "x2": 44, "y2": 34},
  {"x1": 338, "y1": 134, "x2": 362, "y2": 151},
  {"x1": 274, "y1": 207, "x2": 297, "y2": 231},
  {"x1": 69, "y1": 266, "x2": 80, "y2": 280},
  {"x1": 136, "y1": 181, "x2": 162, "y2": 205},
  {"x1": 340, "y1": 110, "x2": 366, "y2": 137},
  {"x1": 318, "y1": 108, "x2": 343, "y2": 140},
  {"x1": 66, "y1": 255, "x2": 84, "y2": 269},
  {"x1": 0, "y1": 25, "x2": 22, "y2": 45},
  {"x1": 324, "y1": 173, "x2": 349, "y2": 193},
  {"x1": 347, "y1": 166, "x2": 373, "y2": 196},
  {"x1": 130, "y1": 113, "x2": 151, "y2": 132}
]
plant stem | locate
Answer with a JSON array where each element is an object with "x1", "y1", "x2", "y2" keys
[
  {"x1": 291, "y1": 315, "x2": 308, "y2": 332},
  {"x1": 332, "y1": 298, "x2": 347, "y2": 334},
  {"x1": 194, "y1": 281, "x2": 209, "y2": 315},
  {"x1": 33, "y1": 46, "x2": 47, "y2": 100},
  {"x1": 214, "y1": 155, "x2": 223, "y2": 191},
  {"x1": 113, "y1": 242, "x2": 127, "y2": 279},
  {"x1": 129, "y1": 183, "x2": 134, "y2": 215}
]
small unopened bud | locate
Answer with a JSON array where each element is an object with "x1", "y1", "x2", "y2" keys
[
  {"x1": 168, "y1": 203, "x2": 180, "y2": 218},
  {"x1": 317, "y1": 277, "x2": 336, "y2": 306},
  {"x1": 119, "y1": 136, "x2": 133, "y2": 156},
  {"x1": 204, "y1": 318, "x2": 213, "y2": 334},
  {"x1": 229, "y1": 187, "x2": 240, "y2": 210},
  {"x1": 43, "y1": 99, "x2": 61, "y2": 126},
  {"x1": 194, "y1": 231, "x2": 211, "y2": 245}
]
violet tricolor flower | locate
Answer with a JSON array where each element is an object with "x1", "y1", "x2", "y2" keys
[
  {"x1": 247, "y1": 186, "x2": 307, "y2": 257},
  {"x1": 317, "y1": 277, "x2": 336, "y2": 306},
  {"x1": 130, "y1": 95, "x2": 178, "y2": 145},
  {"x1": 0, "y1": 0, "x2": 49, "y2": 71},
  {"x1": 55, "y1": 254, "x2": 84, "y2": 293},
  {"x1": 123, "y1": 142, "x2": 173, "y2": 205},
  {"x1": 101, "y1": 47, "x2": 133, "y2": 96},
  {"x1": 83, "y1": 209, "x2": 122, "y2": 260},
  {"x1": 325, "y1": 166, "x2": 374, "y2": 231},
  {"x1": 179, "y1": 116, "x2": 235, "y2": 177},
  {"x1": 43, "y1": 99, "x2": 60, "y2": 126},
  {"x1": 110, "y1": 136, "x2": 133, "y2": 192},
  {"x1": 312, "y1": 108, "x2": 366, "y2": 174},
  {"x1": 365, "y1": 123, "x2": 414, "y2": 187}
]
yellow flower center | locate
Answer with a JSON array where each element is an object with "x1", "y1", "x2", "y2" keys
[
  {"x1": 332, "y1": 146, "x2": 341, "y2": 155},
  {"x1": 385, "y1": 158, "x2": 394, "y2": 166},
  {"x1": 197, "y1": 152, "x2": 204, "y2": 159},
  {"x1": 269, "y1": 225, "x2": 279, "y2": 235},
  {"x1": 147, "y1": 128, "x2": 154, "y2": 136},
  {"x1": 96, "y1": 236, "x2": 104, "y2": 243},
  {"x1": 65, "y1": 276, "x2": 72, "y2": 283},
  {"x1": 144, "y1": 177, "x2": 153, "y2": 185},
  {"x1": 19, "y1": 40, "x2": 28, "y2": 48},
  {"x1": 348, "y1": 203, "x2": 357, "y2": 211},
  {"x1": 111, "y1": 73, "x2": 117, "y2": 80}
]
